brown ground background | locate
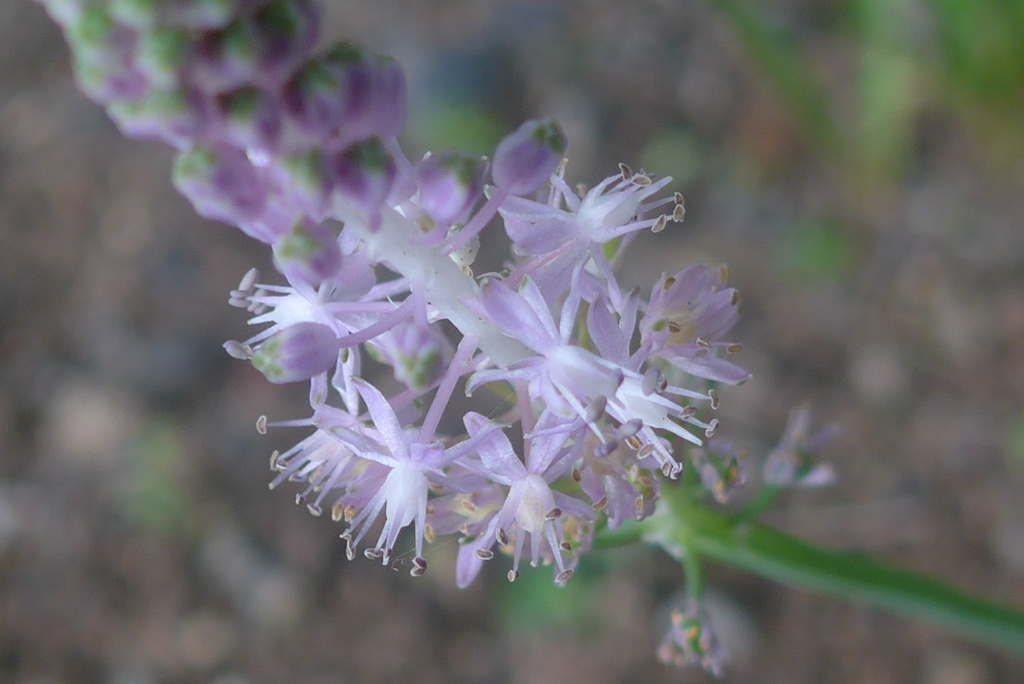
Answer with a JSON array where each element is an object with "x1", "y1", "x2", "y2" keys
[{"x1": 4, "y1": 0, "x2": 1024, "y2": 682}]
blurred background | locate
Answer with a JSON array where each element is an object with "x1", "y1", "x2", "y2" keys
[{"x1": 3, "y1": 0, "x2": 1024, "y2": 682}]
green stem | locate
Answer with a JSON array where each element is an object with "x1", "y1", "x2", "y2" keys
[{"x1": 643, "y1": 486, "x2": 1024, "y2": 655}]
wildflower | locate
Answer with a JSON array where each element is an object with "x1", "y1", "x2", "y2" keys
[
  {"x1": 763, "y1": 405, "x2": 837, "y2": 487},
  {"x1": 657, "y1": 598, "x2": 726, "y2": 677}
]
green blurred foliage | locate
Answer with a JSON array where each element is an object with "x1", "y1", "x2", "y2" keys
[
  {"x1": 777, "y1": 218, "x2": 856, "y2": 285},
  {"x1": 120, "y1": 418, "x2": 195, "y2": 538}
]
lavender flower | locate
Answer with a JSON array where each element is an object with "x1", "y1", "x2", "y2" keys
[
  {"x1": 41, "y1": 0, "x2": 768, "y2": 671},
  {"x1": 763, "y1": 405, "x2": 838, "y2": 487}
]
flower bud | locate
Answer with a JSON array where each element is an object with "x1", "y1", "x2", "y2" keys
[
  {"x1": 216, "y1": 86, "x2": 282, "y2": 156},
  {"x1": 416, "y1": 150, "x2": 487, "y2": 230},
  {"x1": 491, "y1": 118, "x2": 566, "y2": 196},
  {"x1": 173, "y1": 144, "x2": 290, "y2": 242},
  {"x1": 366, "y1": 320, "x2": 454, "y2": 391},
  {"x1": 273, "y1": 148, "x2": 334, "y2": 221},
  {"x1": 66, "y1": 5, "x2": 147, "y2": 103},
  {"x1": 251, "y1": 321, "x2": 340, "y2": 383},
  {"x1": 329, "y1": 137, "x2": 396, "y2": 231},
  {"x1": 108, "y1": 87, "x2": 209, "y2": 148},
  {"x1": 272, "y1": 219, "x2": 342, "y2": 286},
  {"x1": 283, "y1": 43, "x2": 406, "y2": 150},
  {"x1": 134, "y1": 25, "x2": 191, "y2": 89}
]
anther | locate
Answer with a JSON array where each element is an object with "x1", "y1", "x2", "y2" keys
[
  {"x1": 332, "y1": 502, "x2": 345, "y2": 522},
  {"x1": 663, "y1": 276, "x2": 676, "y2": 291},
  {"x1": 708, "y1": 389, "x2": 720, "y2": 410},
  {"x1": 704, "y1": 419, "x2": 719, "y2": 437},
  {"x1": 730, "y1": 290, "x2": 739, "y2": 306},
  {"x1": 460, "y1": 499, "x2": 478, "y2": 514},
  {"x1": 572, "y1": 467, "x2": 582, "y2": 482},
  {"x1": 618, "y1": 419, "x2": 642, "y2": 440},
  {"x1": 269, "y1": 450, "x2": 280, "y2": 470},
  {"x1": 345, "y1": 539, "x2": 355, "y2": 561},
  {"x1": 672, "y1": 203, "x2": 686, "y2": 223},
  {"x1": 696, "y1": 336, "x2": 710, "y2": 349},
  {"x1": 727, "y1": 343, "x2": 743, "y2": 354},
  {"x1": 651, "y1": 215, "x2": 668, "y2": 233},
  {"x1": 239, "y1": 268, "x2": 259, "y2": 292},
  {"x1": 642, "y1": 367, "x2": 661, "y2": 396},
  {"x1": 424, "y1": 524, "x2": 435, "y2": 543},
  {"x1": 507, "y1": 569, "x2": 519, "y2": 582},
  {"x1": 475, "y1": 549, "x2": 494, "y2": 561},
  {"x1": 544, "y1": 508, "x2": 562, "y2": 521},
  {"x1": 496, "y1": 528, "x2": 509, "y2": 546},
  {"x1": 307, "y1": 503, "x2": 322, "y2": 517},
  {"x1": 718, "y1": 264, "x2": 729, "y2": 282},
  {"x1": 592, "y1": 496, "x2": 609, "y2": 511},
  {"x1": 411, "y1": 557, "x2": 427, "y2": 577},
  {"x1": 559, "y1": 542, "x2": 572, "y2": 552},
  {"x1": 344, "y1": 504, "x2": 356, "y2": 522},
  {"x1": 555, "y1": 569, "x2": 574, "y2": 584},
  {"x1": 618, "y1": 162, "x2": 633, "y2": 180},
  {"x1": 681, "y1": 406, "x2": 698, "y2": 418},
  {"x1": 625, "y1": 435, "x2": 642, "y2": 450},
  {"x1": 256, "y1": 415, "x2": 268, "y2": 435},
  {"x1": 295, "y1": 494, "x2": 305, "y2": 506},
  {"x1": 364, "y1": 548, "x2": 382, "y2": 560},
  {"x1": 637, "y1": 443, "x2": 656, "y2": 459}
]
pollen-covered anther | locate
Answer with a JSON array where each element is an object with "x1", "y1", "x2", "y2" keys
[
  {"x1": 331, "y1": 502, "x2": 345, "y2": 522},
  {"x1": 651, "y1": 215, "x2": 668, "y2": 233},
  {"x1": 256, "y1": 415, "x2": 268, "y2": 435},
  {"x1": 661, "y1": 462, "x2": 675, "y2": 478},
  {"x1": 636, "y1": 443, "x2": 656, "y2": 459},
  {"x1": 663, "y1": 275, "x2": 677, "y2": 291},
  {"x1": 727, "y1": 343, "x2": 743, "y2": 354},
  {"x1": 507, "y1": 569, "x2": 519, "y2": 582},
  {"x1": 428, "y1": 482, "x2": 445, "y2": 494},
  {"x1": 461, "y1": 498, "x2": 478, "y2": 514},
  {"x1": 672, "y1": 194, "x2": 686, "y2": 222},
  {"x1": 625, "y1": 435, "x2": 643, "y2": 451},
  {"x1": 555, "y1": 569, "x2": 574, "y2": 584},
  {"x1": 424, "y1": 524, "x2": 435, "y2": 543},
  {"x1": 544, "y1": 507, "x2": 562, "y2": 521},
  {"x1": 475, "y1": 548, "x2": 494, "y2": 561},
  {"x1": 410, "y1": 557, "x2": 427, "y2": 577},
  {"x1": 344, "y1": 504, "x2": 357, "y2": 522},
  {"x1": 708, "y1": 389, "x2": 720, "y2": 410},
  {"x1": 634, "y1": 496, "x2": 645, "y2": 510},
  {"x1": 592, "y1": 496, "x2": 609, "y2": 511},
  {"x1": 496, "y1": 528, "x2": 509, "y2": 546}
]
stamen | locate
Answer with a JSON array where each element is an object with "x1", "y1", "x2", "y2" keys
[
  {"x1": 507, "y1": 569, "x2": 519, "y2": 582},
  {"x1": 727, "y1": 343, "x2": 743, "y2": 354},
  {"x1": 332, "y1": 502, "x2": 345, "y2": 522},
  {"x1": 651, "y1": 215, "x2": 668, "y2": 233},
  {"x1": 544, "y1": 508, "x2": 562, "y2": 521},
  {"x1": 269, "y1": 450, "x2": 280, "y2": 470},
  {"x1": 475, "y1": 549, "x2": 494, "y2": 560},
  {"x1": 663, "y1": 276, "x2": 676, "y2": 291},
  {"x1": 555, "y1": 569, "x2": 574, "y2": 584},
  {"x1": 410, "y1": 557, "x2": 427, "y2": 577},
  {"x1": 618, "y1": 162, "x2": 633, "y2": 181},
  {"x1": 307, "y1": 503, "x2": 322, "y2": 517},
  {"x1": 708, "y1": 389, "x2": 720, "y2": 410},
  {"x1": 256, "y1": 415, "x2": 268, "y2": 435},
  {"x1": 625, "y1": 435, "x2": 643, "y2": 450},
  {"x1": 592, "y1": 496, "x2": 609, "y2": 511},
  {"x1": 496, "y1": 528, "x2": 509, "y2": 546},
  {"x1": 572, "y1": 467, "x2": 582, "y2": 482},
  {"x1": 424, "y1": 524, "x2": 435, "y2": 543}
]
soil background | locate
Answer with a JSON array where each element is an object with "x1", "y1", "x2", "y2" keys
[{"x1": 3, "y1": 1, "x2": 1024, "y2": 682}]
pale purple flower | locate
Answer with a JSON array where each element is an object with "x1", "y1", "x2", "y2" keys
[
  {"x1": 763, "y1": 405, "x2": 837, "y2": 487},
  {"x1": 491, "y1": 118, "x2": 566, "y2": 196},
  {"x1": 641, "y1": 264, "x2": 750, "y2": 385},
  {"x1": 657, "y1": 598, "x2": 726, "y2": 677},
  {"x1": 454, "y1": 411, "x2": 593, "y2": 587}
]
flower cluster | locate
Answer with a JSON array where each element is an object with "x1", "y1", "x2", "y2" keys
[
  {"x1": 39, "y1": 0, "x2": 836, "y2": 674},
  {"x1": 38, "y1": 0, "x2": 753, "y2": 585}
]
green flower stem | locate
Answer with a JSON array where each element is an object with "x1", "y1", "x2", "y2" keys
[{"x1": 642, "y1": 485, "x2": 1024, "y2": 655}]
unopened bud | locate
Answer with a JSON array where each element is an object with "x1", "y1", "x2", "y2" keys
[
  {"x1": 491, "y1": 118, "x2": 566, "y2": 195},
  {"x1": 416, "y1": 150, "x2": 487, "y2": 229},
  {"x1": 272, "y1": 219, "x2": 342, "y2": 285},
  {"x1": 251, "y1": 321, "x2": 340, "y2": 383}
]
